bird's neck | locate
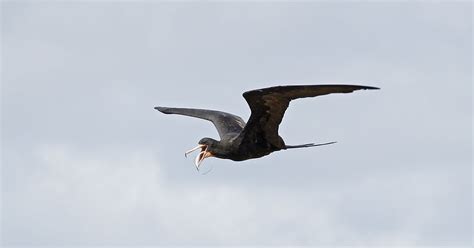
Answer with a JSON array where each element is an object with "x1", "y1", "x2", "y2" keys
[{"x1": 209, "y1": 140, "x2": 238, "y2": 159}]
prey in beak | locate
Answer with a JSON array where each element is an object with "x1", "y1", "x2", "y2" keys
[{"x1": 185, "y1": 144, "x2": 214, "y2": 170}]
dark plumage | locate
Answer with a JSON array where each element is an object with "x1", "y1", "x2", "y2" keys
[{"x1": 155, "y1": 84, "x2": 379, "y2": 169}]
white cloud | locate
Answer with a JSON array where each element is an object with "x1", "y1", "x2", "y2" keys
[{"x1": 3, "y1": 144, "x2": 469, "y2": 246}]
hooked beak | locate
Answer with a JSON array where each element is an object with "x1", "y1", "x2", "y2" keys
[{"x1": 185, "y1": 144, "x2": 214, "y2": 171}]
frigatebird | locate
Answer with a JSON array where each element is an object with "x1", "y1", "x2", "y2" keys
[{"x1": 155, "y1": 84, "x2": 378, "y2": 170}]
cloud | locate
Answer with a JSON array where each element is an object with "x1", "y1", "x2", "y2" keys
[{"x1": 3, "y1": 144, "x2": 470, "y2": 246}]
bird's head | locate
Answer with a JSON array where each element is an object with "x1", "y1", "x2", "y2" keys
[{"x1": 184, "y1": 137, "x2": 218, "y2": 170}]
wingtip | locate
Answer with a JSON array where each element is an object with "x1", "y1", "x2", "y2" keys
[
  {"x1": 365, "y1": 85, "x2": 380, "y2": 90},
  {"x1": 154, "y1": 106, "x2": 174, "y2": 114}
]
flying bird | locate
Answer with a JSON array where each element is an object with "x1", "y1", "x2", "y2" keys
[{"x1": 155, "y1": 84, "x2": 379, "y2": 170}]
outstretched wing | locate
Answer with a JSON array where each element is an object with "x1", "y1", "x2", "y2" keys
[
  {"x1": 239, "y1": 84, "x2": 379, "y2": 148},
  {"x1": 155, "y1": 106, "x2": 246, "y2": 139}
]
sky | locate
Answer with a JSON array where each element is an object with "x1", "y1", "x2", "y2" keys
[{"x1": 1, "y1": 1, "x2": 472, "y2": 246}]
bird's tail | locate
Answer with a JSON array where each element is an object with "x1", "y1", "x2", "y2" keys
[{"x1": 285, "y1": 141, "x2": 337, "y2": 149}]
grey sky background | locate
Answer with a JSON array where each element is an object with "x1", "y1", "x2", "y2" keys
[{"x1": 1, "y1": 1, "x2": 472, "y2": 246}]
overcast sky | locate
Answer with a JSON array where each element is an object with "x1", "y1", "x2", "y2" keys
[{"x1": 1, "y1": 1, "x2": 472, "y2": 246}]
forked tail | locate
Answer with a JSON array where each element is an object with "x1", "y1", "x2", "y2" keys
[{"x1": 285, "y1": 141, "x2": 337, "y2": 149}]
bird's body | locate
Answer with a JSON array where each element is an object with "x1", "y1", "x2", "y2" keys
[{"x1": 155, "y1": 84, "x2": 379, "y2": 169}]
